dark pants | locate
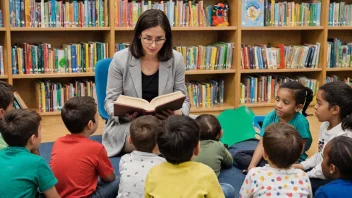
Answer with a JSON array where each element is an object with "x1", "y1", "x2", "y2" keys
[
  {"x1": 233, "y1": 150, "x2": 267, "y2": 170},
  {"x1": 89, "y1": 177, "x2": 120, "y2": 198},
  {"x1": 310, "y1": 178, "x2": 331, "y2": 195}
]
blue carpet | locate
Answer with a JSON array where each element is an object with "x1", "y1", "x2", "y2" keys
[{"x1": 39, "y1": 136, "x2": 259, "y2": 198}]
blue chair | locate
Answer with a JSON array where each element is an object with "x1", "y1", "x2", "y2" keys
[
  {"x1": 95, "y1": 58, "x2": 113, "y2": 121},
  {"x1": 253, "y1": 115, "x2": 265, "y2": 132}
]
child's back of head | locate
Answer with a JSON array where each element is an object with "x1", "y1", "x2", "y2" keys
[
  {"x1": 0, "y1": 81, "x2": 15, "y2": 115},
  {"x1": 130, "y1": 115, "x2": 161, "y2": 153},
  {"x1": 157, "y1": 115, "x2": 200, "y2": 164},
  {"x1": 263, "y1": 122, "x2": 304, "y2": 169},
  {"x1": 0, "y1": 109, "x2": 42, "y2": 147},
  {"x1": 195, "y1": 114, "x2": 221, "y2": 141},
  {"x1": 61, "y1": 96, "x2": 97, "y2": 134}
]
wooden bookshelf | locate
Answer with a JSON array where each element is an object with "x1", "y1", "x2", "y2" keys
[
  {"x1": 0, "y1": 75, "x2": 8, "y2": 79},
  {"x1": 185, "y1": 69, "x2": 235, "y2": 75},
  {"x1": 242, "y1": 26, "x2": 324, "y2": 31},
  {"x1": 0, "y1": 28, "x2": 6, "y2": 31},
  {"x1": 11, "y1": 27, "x2": 111, "y2": 31},
  {"x1": 115, "y1": 26, "x2": 237, "y2": 31},
  {"x1": 326, "y1": 68, "x2": 352, "y2": 72},
  {"x1": 328, "y1": 26, "x2": 352, "y2": 30},
  {"x1": 12, "y1": 73, "x2": 95, "y2": 79},
  {"x1": 190, "y1": 103, "x2": 235, "y2": 113},
  {"x1": 241, "y1": 68, "x2": 322, "y2": 73}
]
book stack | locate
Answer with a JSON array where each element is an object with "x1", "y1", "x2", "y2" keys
[
  {"x1": 327, "y1": 38, "x2": 352, "y2": 68},
  {"x1": 9, "y1": 0, "x2": 109, "y2": 28},
  {"x1": 186, "y1": 79, "x2": 224, "y2": 108},
  {"x1": 115, "y1": 43, "x2": 130, "y2": 52},
  {"x1": 175, "y1": 42, "x2": 234, "y2": 71},
  {"x1": 328, "y1": 2, "x2": 352, "y2": 26},
  {"x1": 35, "y1": 80, "x2": 96, "y2": 112},
  {"x1": 241, "y1": 43, "x2": 321, "y2": 69},
  {"x1": 240, "y1": 75, "x2": 319, "y2": 104},
  {"x1": 114, "y1": 0, "x2": 227, "y2": 27},
  {"x1": 326, "y1": 75, "x2": 352, "y2": 86},
  {"x1": 11, "y1": 42, "x2": 108, "y2": 74}
]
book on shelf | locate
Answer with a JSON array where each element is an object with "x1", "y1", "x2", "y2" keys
[
  {"x1": 13, "y1": 91, "x2": 28, "y2": 109},
  {"x1": 241, "y1": 42, "x2": 320, "y2": 70},
  {"x1": 115, "y1": 43, "x2": 130, "y2": 52},
  {"x1": 114, "y1": 0, "x2": 228, "y2": 27},
  {"x1": 0, "y1": 10, "x2": 3, "y2": 27},
  {"x1": 328, "y1": 2, "x2": 352, "y2": 26},
  {"x1": 113, "y1": 91, "x2": 186, "y2": 117},
  {"x1": 240, "y1": 75, "x2": 319, "y2": 104},
  {"x1": 11, "y1": 42, "x2": 108, "y2": 75},
  {"x1": 242, "y1": 0, "x2": 264, "y2": 27},
  {"x1": 35, "y1": 80, "x2": 96, "y2": 112},
  {"x1": 186, "y1": 79, "x2": 224, "y2": 108},
  {"x1": 0, "y1": 46, "x2": 3, "y2": 75},
  {"x1": 327, "y1": 38, "x2": 352, "y2": 68},
  {"x1": 326, "y1": 75, "x2": 352, "y2": 86},
  {"x1": 9, "y1": 0, "x2": 109, "y2": 28},
  {"x1": 261, "y1": 1, "x2": 321, "y2": 27}
]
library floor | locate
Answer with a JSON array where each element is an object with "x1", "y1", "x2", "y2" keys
[{"x1": 41, "y1": 107, "x2": 320, "y2": 156}]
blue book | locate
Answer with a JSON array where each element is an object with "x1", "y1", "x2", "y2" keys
[{"x1": 242, "y1": 0, "x2": 264, "y2": 27}]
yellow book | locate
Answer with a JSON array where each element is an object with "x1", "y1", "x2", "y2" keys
[
  {"x1": 25, "y1": 0, "x2": 30, "y2": 27},
  {"x1": 132, "y1": 1, "x2": 138, "y2": 26},
  {"x1": 193, "y1": 3, "x2": 197, "y2": 27},
  {"x1": 207, "y1": 83, "x2": 211, "y2": 107},
  {"x1": 210, "y1": 47, "x2": 217, "y2": 70},
  {"x1": 41, "y1": 82, "x2": 46, "y2": 112},
  {"x1": 188, "y1": 1, "x2": 193, "y2": 27},
  {"x1": 271, "y1": 0, "x2": 275, "y2": 26},
  {"x1": 17, "y1": 48, "x2": 23, "y2": 74},
  {"x1": 94, "y1": 43, "x2": 97, "y2": 66},
  {"x1": 175, "y1": 1, "x2": 178, "y2": 27},
  {"x1": 85, "y1": 43, "x2": 89, "y2": 72},
  {"x1": 65, "y1": 2, "x2": 69, "y2": 26}
]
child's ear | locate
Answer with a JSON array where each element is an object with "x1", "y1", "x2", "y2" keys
[
  {"x1": 263, "y1": 150, "x2": 269, "y2": 161},
  {"x1": 0, "y1": 108, "x2": 5, "y2": 119},
  {"x1": 330, "y1": 164, "x2": 337, "y2": 175},
  {"x1": 128, "y1": 135, "x2": 133, "y2": 144},
  {"x1": 219, "y1": 130, "x2": 223, "y2": 139},
  {"x1": 193, "y1": 141, "x2": 200, "y2": 156},
  {"x1": 330, "y1": 105, "x2": 340, "y2": 116},
  {"x1": 29, "y1": 134, "x2": 36, "y2": 146},
  {"x1": 87, "y1": 120, "x2": 93, "y2": 130},
  {"x1": 295, "y1": 104, "x2": 303, "y2": 112}
]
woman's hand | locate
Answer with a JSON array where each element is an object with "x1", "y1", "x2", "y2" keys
[
  {"x1": 125, "y1": 112, "x2": 139, "y2": 121},
  {"x1": 156, "y1": 109, "x2": 182, "y2": 120}
]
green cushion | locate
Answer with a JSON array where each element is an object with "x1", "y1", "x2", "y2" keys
[{"x1": 218, "y1": 106, "x2": 257, "y2": 147}]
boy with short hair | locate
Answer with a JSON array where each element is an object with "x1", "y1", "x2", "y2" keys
[
  {"x1": 118, "y1": 115, "x2": 165, "y2": 198},
  {"x1": 194, "y1": 114, "x2": 233, "y2": 176},
  {"x1": 0, "y1": 109, "x2": 59, "y2": 197},
  {"x1": 50, "y1": 96, "x2": 118, "y2": 198},
  {"x1": 144, "y1": 115, "x2": 235, "y2": 198},
  {"x1": 0, "y1": 81, "x2": 15, "y2": 150}
]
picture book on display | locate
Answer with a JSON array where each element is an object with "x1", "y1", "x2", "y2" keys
[
  {"x1": 114, "y1": 91, "x2": 186, "y2": 117},
  {"x1": 242, "y1": 0, "x2": 264, "y2": 27}
]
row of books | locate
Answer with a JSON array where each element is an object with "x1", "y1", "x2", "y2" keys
[
  {"x1": 241, "y1": 43, "x2": 320, "y2": 70},
  {"x1": 175, "y1": 43, "x2": 234, "y2": 71},
  {"x1": 114, "y1": 0, "x2": 225, "y2": 27},
  {"x1": 0, "y1": 10, "x2": 3, "y2": 27},
  {"x1": 326, "y1": 75, "x2": 352, "y2": 86},
  {"x1": 186, "y1": 79, "x2": 224, "y2": 108},
  {"x1": 9, "y1": 0, "x2": 108, "y2": 28},
  {"x1": 11, "y1": 42, "x2": 108, "y2": 74},
  {"x1": 242, "y1": 0, "x2": 321, "y2": 27},
  {"x1": 327, "y1": 38, "x2": 352, "y2": 68},
  {"x1": 0, "y1": 46, "x2": 4, "y2": 75},
  {"x1": 240, "y1": 75, "x2": 319, "y2": 104},
  {"x1": 36, "y1": 80, "x2": 97, "y2": 112},
  {"x1": 328, "y1": 2, "x2": 352, "y2": 26}
]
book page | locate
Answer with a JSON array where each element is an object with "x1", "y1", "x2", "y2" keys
[
  {"x1": 150, "y1": 91, "x2": 184, "y2": 109},
  {"x1": 115, "y1": 95, "x2": 152, "y2": 111}
]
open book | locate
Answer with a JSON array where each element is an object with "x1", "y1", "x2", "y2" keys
[{"x1": 114, "y1": 91, "x2": 186, "y2": 117}]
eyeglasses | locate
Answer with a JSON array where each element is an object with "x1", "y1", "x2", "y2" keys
[{"x1": 142, "y1": 37, "x2": 166, "y2": 45}]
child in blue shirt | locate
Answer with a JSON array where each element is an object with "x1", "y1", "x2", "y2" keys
[
  {"x1": 315, "y1": 136, "x2": 352, "y2": 198},
  {"x1": 0, "y1": 109, "x2": 59, "y2": 197},
  {"x1": 243, "y1": 81, "x2": 313, "y2": 173}
]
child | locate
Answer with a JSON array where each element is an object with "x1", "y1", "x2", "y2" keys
[
  {"x1": 0, "y1": 81, "x2": 15, "y2": 150},
  {"x1": 194, "y1": 114, "x2": 233, "y2": 176},
  {"x1": 0, "y1": 109, "x2": 59, "y2": 197},
  {"x1": 315, "y1": 136, "x2": 352, "y2": 197},
  {"x1": 292, "y1": 81, "x2": 352, "y2": 192},
  {"x1": 50, "y1": 96, "x2": 118, "y2": 198},
  {"x1": 117, "y1": 115, "x2": 165, "y2": 198},
  {"x1": 240, "y1": 122, "x2": 312, "y2": 198},
  {"x1": 144, "y1": 115, "x2": 235, "y2": 198},
  {"x1": 239, "y1": 81, "x2": 313, "y2": 172}
]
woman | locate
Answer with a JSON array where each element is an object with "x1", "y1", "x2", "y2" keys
[{"x1": 103, "y1": 9, "x2": 190, "y2": 157}]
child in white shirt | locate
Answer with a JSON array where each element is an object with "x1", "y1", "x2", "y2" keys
[
  {"x1": 117, "y1": 115, "x2": 165, "y2": 198},
  {"x1": 240, "y1": 122, "x2": 312, "y2": 198},
  {"x1": 292, "y1": 82, "x2": 352, "y2": 193}
]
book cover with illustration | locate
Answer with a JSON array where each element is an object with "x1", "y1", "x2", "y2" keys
[{"x1": 242, "y1": 0, "x2": 264, "y2": 27}]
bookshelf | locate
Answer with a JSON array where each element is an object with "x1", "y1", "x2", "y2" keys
[{"x1": 1, "y1": 0, "x2": 351, "y2": 117}]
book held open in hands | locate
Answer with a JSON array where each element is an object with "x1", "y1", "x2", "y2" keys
[{"x1": 113, "y1": 91, "x2": 186, "y2": 117}]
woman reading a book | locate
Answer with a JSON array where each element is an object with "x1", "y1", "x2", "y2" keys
[{"x1": 102, "y1": 9, "x2": 190, "y2": 157}]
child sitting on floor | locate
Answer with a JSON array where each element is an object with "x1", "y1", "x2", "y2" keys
[
  {"x1": 315, "y1": 136, "x2": 352, "y2": 198},
  {"x1": 194, "y1": 114, "x2": 233, "y2": 176},
  {"x1": 144, "y1": 115, "x2": 235, "y2": 198},
  {"x1": 240, "y1": 122, "x2": 312, "y2": 198},
  {"x1": 0, "y1": 109, "x2": 59, "y2": 197},
  {"x1": 50, "y1": 96, "x2": 118, "y2": 198},
  {"x1": 117, "y1": 115, "x2": 165, "y2": 197}
]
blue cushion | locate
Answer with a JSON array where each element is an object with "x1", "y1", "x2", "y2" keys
[{"x1": 95, "y1": 58, "x2": 113, "y2": 121}]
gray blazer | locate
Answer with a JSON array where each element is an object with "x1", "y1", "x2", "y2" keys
[{"x1": 103, "y1": 48, "x2": 191, "y2": 157}]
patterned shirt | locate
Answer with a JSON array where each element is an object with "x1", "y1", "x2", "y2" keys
[{"x1": 240, "y1": 164, "x2": 312, "y2": 198}]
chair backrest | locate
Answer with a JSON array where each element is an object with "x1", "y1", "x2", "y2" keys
[
  {"x1": 253, "y1": 115, "x2": 266, "y2": 133},
  {"x1": 95, "y1": 58, "x2": 112, "y2": 120},
  {"x1": 218, "y1": 106, "x2": 257, "y2": 147}
]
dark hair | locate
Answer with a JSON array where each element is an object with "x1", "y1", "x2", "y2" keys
[
  {"x1": 195, "y1": 114, "x2": 221, "y2": 140},
  {"x1": 0, "y1": 109, "x2": 41, "y2": 146},
  {"x1": 0, "y1": 81, "x2": 15, "y2": 110},
  {"x1": 130, "y1": 115, "x2": 161, "y2": 152},
  {"x1": 263, "y1": 122, "x2": 304, "y2": 168},
  {"x1": 156, "y1": 115, "x2": 200, "y2": 164},
  {"x1": 61, "y1": 96, "x2": 96, "y2": 134},
  {"x1": 327, "y1": 136, "x2": 352, "y2": 180},
  {"x1": 129, "y1": 9, "x2": 173, "y2": 61},
  {"x1": 279, "y1": 81, "x2": 313, "y2": 117},
  {"x1": 319, "y1": 82, "x2": 352, "y2": 131}
]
